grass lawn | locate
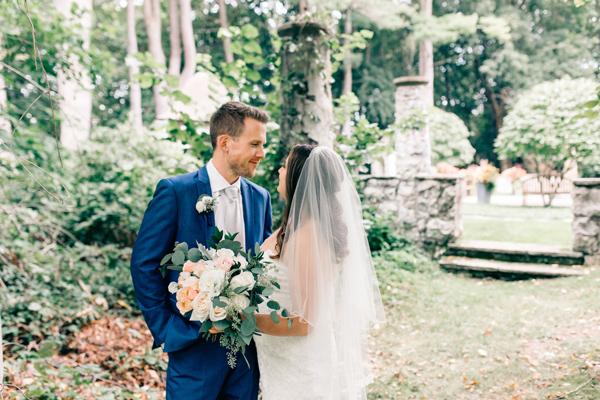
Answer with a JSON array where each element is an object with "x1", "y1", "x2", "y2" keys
[
  {"x1": 368, "y1": 263, "x2": 600, "y2": 399},
  {"x1": 461, "y1": 203, "x2": 573, "y2": 249}
]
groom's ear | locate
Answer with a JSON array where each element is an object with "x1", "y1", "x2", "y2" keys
[{"x1": 216, "y1": 134, "x2": 230, "y2": 152}]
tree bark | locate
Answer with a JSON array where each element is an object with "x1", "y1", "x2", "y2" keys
[
  {"x1": 418, "y1": 0, "x2": 434, "y2": 107},
  {"x1": 298, "y1": 0, "x2": 308, "y2": 15},
  {"x1": 342, "y1": 9, "x2": 353, "y2": 96},
  {"x1": 143, "y1": 0, "x2": 169, "y2": 120},
  {"x1": 0, "y1": 32, "x2": 11, "y2": 133},
  {"x1": 168, "y1": 0, "x2": 182, "y2": 76},
  {"x1": 218, "y1": 0, "x2": 233, "y2": 64},
  {"x1": 179, "y1": 0, "x2": 197, "y2": 86},
  {"x1": 127, "y1": 0, "x2": 143, "y2": 134},
  {"x1": 54, "y1": 0, "x2": 93, "y2": 150},
  {"x1": 0, "y1": 314, "x2": 3, "y2": 389}
]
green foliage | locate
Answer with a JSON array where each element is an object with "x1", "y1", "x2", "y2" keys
[
  {"x1": 63, "y1": 126, "x2": 196, "y2": 247},
  {"x1": 217, "y1": 23, "x2": 280, "y2": 107},
  {"x1": 0, "y1": 125, "x2": 196, "y2": 350},
  {"x1": 427, "y1": 107, "x2": 475, "y2": 167},
  {"x1": 330, "y1": 29, "x2": 374, "y2": 73},
  {"x1": 495, "y1": 78, "x2": 600, "y2": 177},
  {"x1": 335, "y1": 107, "x2": 394, "y2": 182},
  {"x1": 363, "y1": 209, "x2": 411, "y2": 254}
]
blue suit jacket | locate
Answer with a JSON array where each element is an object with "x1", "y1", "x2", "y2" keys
[{"x1": 131, "y1": 166, "x2": 272, "y2": 353}]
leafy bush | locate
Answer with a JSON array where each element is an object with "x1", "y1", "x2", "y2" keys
[
  {"x1": 364, "y1": 209, "x2": 411, "y2": 254},
  {"x1": 62, "y1": 126, "x2": 196, "y2": 247},
  {"x1": 495, "y1": 78, "x2": 600, "y2": 177},
  {"x1": 0, "y1": 126, "x2": 196, "y2": 351},
  {"x1": 428, "y1": 107, "x2": 475, "y2": 167},
  {"x1": 395, "y1": 107, "x2": 475, "y2": 168}
]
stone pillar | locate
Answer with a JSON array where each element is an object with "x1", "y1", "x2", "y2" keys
[
  {"x1": 389, "y1": 76, "x2": 433, "y2": 242},
  {"x1": 363, "y1": 75, "x2": 462, "y2": 256},
  {"x1": 278, "y1": 21, "x2": 334, "y2": 149},
  {"x1": 572, "y1": 178, "x2": 600, "y2": 266},
  {"x1": 393, "y1": 76, "x2": 432, "y2": 179}
]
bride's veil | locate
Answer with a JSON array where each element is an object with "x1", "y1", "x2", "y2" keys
[{"x1": 281, "y1": 146, "x2": 385, "y2": 397}]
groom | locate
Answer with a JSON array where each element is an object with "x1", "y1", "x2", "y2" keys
[{"x1": 130, "y1": 101, "x2": 272, "y2": 399}]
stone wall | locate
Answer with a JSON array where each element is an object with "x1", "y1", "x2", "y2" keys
[
  {"x1": 363, "y1": 174, "x2": 463, "y2": 255},
  {"x1": 572, "y1": 178, "x2": 600, "y2": 265}
]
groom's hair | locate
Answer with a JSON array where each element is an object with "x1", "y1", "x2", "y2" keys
[{"x1": 210, "y1": 101, "x2": 269, "y2": 149}]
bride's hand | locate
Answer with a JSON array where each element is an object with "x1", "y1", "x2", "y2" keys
[{"x1": 208, "y1": 326, "x2": 222, "y2": 334}]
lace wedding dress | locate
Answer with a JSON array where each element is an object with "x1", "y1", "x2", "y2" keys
[
  {"x1": 254, "y1": 147, "x2": 385, "y2": 400},
  {"x1": 254, "y1": 250, "x2": 346, "y2": 400}
]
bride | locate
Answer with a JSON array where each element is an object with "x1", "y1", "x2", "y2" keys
[{"x1": 255, "y1": 144, "x2": 385, "y2": 399}]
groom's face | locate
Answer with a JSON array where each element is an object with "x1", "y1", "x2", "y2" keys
[{"x1": 226, "y1": 118, "x2": 267, "y2": 178}]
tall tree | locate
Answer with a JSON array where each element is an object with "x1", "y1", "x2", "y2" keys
[
  {"x1": 178, "y1": 0, "x2": 197, "y2": 86},
  {"x1": 168, "y1": 0, "x2": 182, "y2": 76},
  {"x1": 0, "y1": 31, "x2": 10, "y2": 133},
  {"x1": 54, "y1": 0, "x2": 93, "y2": 150},
  {"x1": 342, "y1": 10, "x2": 353, "y2": 96},
  {"x1": 127, "y1": 0, "x2": 143, "y2": 134},
  {"x1": 418, "y1": 0, "x2": 433, "y2": 107},
  {"x1": 218, "y1": 0, "x2": 234, "y2": 64},
  {"x1": 143, "y1": 0, "x2": 169, "y2": 120}
]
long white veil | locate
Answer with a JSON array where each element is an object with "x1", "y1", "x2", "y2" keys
[{"x1": 281, "y1": 146, "x2": 385, "y2": 398}]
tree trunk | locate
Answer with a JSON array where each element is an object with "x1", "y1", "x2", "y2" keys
[
  {"x1": 342, "y1": 9, "x2": 353, "y2": 96},
  {"x1": 127, "y1": 0, "x2": 143, "y2": 134},
  {"x1": 179, "y1": 0, "x2": 196, "y2": 86},
  {"x1": 418, "y1": 0, "x2": 434, "y2": 107},
  {"x1": 0, "y1": 32, "x2": 10, "y2": 133},
  {"x1": 218, "y1": 0, "x2": 233, "y2": 64},
  {"x1": 143, "y1": 0, "x2": 169, "y2": 120},
  {"x1": 168, "y1": 0, "x2": 182, "y2": 76},
  {"x1": 298, "y1": 0, "x2": 308, "y2": 15},
  {"x1": 54, "y1": 0, "x2": 93, "y2": 150},
  {"x1": 0, "y1": 314, "x2": 3, "y2": 389}
]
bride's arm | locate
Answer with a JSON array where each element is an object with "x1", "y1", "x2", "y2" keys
[{"x1": 255, "y1": 313, "x2": 309, "y2": 336}]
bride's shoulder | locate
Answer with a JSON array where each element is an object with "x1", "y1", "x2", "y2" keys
[{"x1": 261, "y1": 228, "x2": 280, "y2": 253}]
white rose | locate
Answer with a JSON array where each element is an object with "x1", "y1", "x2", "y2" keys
[
  {"x1": 181, "y1": 276, "x2": 199, "y2": 288},
  {"x1": 199, "y1": 268, "x2": 226, "y2": 295},
  {"x1": 230, "y1": 271, "x2": 255, "y2": 291},
  {"x1": 230, "y1": 294, "x2": 250, "y2": 311},
  {"x1": 216, "y1": 248, "x2": 235, "y2": 259},
  {"x1": 168, "y1": 282, "x2": 179, "y2": 294},
  {"x1": 210, "y1": 304, "x2": 228, "y2": 321},
  {"x1": 196, "y1": 200, "x2": 207, "y2": 213},
  {"x1": 190, "y1": 292, "x2": 211, "y2": 322},
  {"x1": 180, "y1": 271, "x2": 191, "y2": 281}
]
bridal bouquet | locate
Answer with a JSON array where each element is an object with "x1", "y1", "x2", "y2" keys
[{"x1": 160, "y1": 230, "x2": 285, "y2": 368}]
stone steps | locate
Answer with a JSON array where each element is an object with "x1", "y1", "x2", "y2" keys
[
  {"x1": 446, "y1": 240, "x2": 584, "y2": 266},
  {"x1": 440, "y1": 256, "x2": 585, "y2": 278}
]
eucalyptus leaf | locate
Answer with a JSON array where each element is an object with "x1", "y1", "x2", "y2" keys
[
  {"x1": 267, "y1": 300, "x2": 280, "y2": 310},
  {"x1": 160, "y1": 253, "x2": 172, "y2": 266},
  {"x1": 172, "y1": 250, "x2": 185, "y2": 266},
  {"x1": 270, "y1": 311, "x2": 280, "y2": 324}
]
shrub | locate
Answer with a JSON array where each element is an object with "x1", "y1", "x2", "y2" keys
[
  {"x1": 62, "y1": 126, "x2": 197, "y2": 247},
  {"x1": 428, "y1": 107, "x2": 475, "y2": 167},
  {"x1": 495, "y1": 78, "x2": 600, "y2": 178}
]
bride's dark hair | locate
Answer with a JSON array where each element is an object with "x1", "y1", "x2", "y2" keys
[{"x1": 273, "y1": 144, "x2": 348, "y2": 262}]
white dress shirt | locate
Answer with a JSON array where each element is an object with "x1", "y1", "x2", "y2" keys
[{"x1": 206, "y1": 160, "x2": 245, "y2": 247}]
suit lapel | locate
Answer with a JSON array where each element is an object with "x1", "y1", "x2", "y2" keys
[
  {"x1": 195, "y1": 166, "x2": 215, "y2": 229},
  {"x1": 240, "y1": 179, "x2": 254, "y2": 251}
]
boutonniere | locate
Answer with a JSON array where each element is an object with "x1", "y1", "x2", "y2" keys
[{"x1": 196, "y1": 194, "x2": 216, "y2": 214}]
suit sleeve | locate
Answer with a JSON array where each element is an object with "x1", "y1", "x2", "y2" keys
[
  {"x1": 263, "y1": 191, "x2": 273, "y2": 242},
  {"x1": 130, "y1": 178, "x2": 177, "y2": 349}
]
